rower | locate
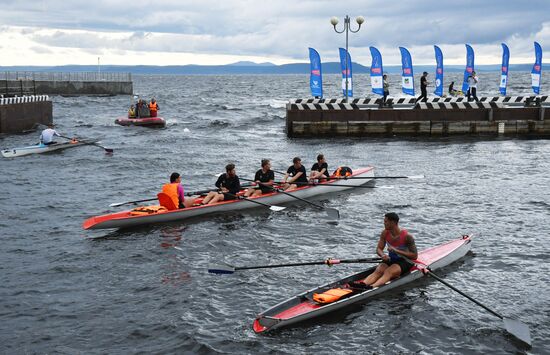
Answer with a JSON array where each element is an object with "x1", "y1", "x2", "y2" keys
[
  {"x1": 350, "y1": 212, "x2": 418, "y2": 289},
  {"x1": 161, "y1": 172, "x2": 196, "y2": 209},
  {"x1": 309, "y1": 154, "x2": 329, "y2": 183},
  {"x1": 282, "y1": 157, "x2": 308, "y2": 191},
  {"x1": 39, "y1": 123, "x2": 61, "y2": 145},
  {"x1": 245, "y1": 159, "x2": 275, "y2": 197},
  {"x1": 201, "y1": 164, "x2": 241, "y2": 205}
]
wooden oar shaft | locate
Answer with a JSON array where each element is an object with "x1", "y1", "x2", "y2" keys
[
  {"x1": 241, "y1": 177, "x2": 325, "y2": 209},
  {"x1": 286, "y1": 181, "x2": 379, "y2": 189}
]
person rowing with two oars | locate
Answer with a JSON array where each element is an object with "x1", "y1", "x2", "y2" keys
[
  {"x1": 201, "y1": 164, "x2": 241, "y2": 205},
  {"x1": 244, "y1": 159, "x2": 275, "y2": 198},
  {"x1": 282, "y1": 157, "x2": 308, "y2": 191},
  {"x1": 40, "y1": 123, "x2": 64, "y2": 145},
  {"x1": 350, "y1": 212, "x2": 418, "y2": 290}
]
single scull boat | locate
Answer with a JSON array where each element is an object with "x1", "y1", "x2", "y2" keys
[
  {"x1": 83, "y1": 166, "x2": 375, "y2": 230},
  {"x1": 253, "y1": 235, "x2": 472, "y2": 333},
  {"x1": 2, "y1": 139, "x2": 98, "y2": 158}
]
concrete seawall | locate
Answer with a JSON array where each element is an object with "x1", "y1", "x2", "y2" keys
[
  {"x1": 286, "y1": 96, "x2": 550, "y2": 138},
  {"x1": 0, "y1": 96, "x2": 52, "y2": 134}
]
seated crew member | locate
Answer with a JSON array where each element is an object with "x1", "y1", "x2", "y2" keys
[
  {"x1": 128, "y1": 104, "x2": 136, "y2": 118},
  {"x1": 245, "y1": 159, "x2": 275, "y2": 197},
  {"x1": 309, "y1": 153, "x2": 329, "y2": 182},
  {"x1": 201, "y1": 164, "x2": 241, "y2": 205},
  {"x1": 149, "y1": 98, "x2": 159, "y2": 117},
  {"x1": 350, "y1": 212, "x2": 418, "y2": 290},
  {"x1": 162, "y1": 172, "x2": 196, "y2": 209},
  {"x1": 282, "y1": 157, "x2": 308, "y2": 191},
  {"x1": 40, "y1": 124, "x2": 61, "y2": 145}
]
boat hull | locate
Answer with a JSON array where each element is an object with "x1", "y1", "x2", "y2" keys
[
  {"x1": 2, "y1": 140, "x2": 96, "y2": 158},
  {"x1": 115, "y1": 116, "x2": 166, "y2": 127},
  {"x1": 253, "y1": 235, "x2": 472, "y2": 333},
  {"x1": 83, "y1": 167, "x2": 375, "y2": 230}
]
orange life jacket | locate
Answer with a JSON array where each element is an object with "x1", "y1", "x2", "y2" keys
[
  {"x1": 149, "y1": 102, "x2": 158, "y2": 111},
  {"x1": 334, "y1": 166, "x2": 352, "y2": 177},
  {"x1": 162, "y1": 183, "x2": 180, "y2": 208},
  {"x1": 130, "y1": 205, "x2": 167, "y2": 216},
  {"x1": 313, "y1": 288, "x2": 353, "y2": 304}
]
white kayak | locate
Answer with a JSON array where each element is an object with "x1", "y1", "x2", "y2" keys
[{"x1": 1, "y1": 139, "x2": 96, "y2": 158}]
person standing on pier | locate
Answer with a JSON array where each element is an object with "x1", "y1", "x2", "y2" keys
[
  {"x1": 467, "y1": 71, "x2": 479, "y2": 102},
  {"x1": 382, "y1": 74, "x2": 390, "y2": 107},
  {"x1": 415, "y1": 72, "x2": 429, "y2": 103}
]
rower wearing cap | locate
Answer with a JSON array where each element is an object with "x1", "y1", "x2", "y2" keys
[
  {"x1": 245, "y1": 159, "x2": 275, "y2": 197},
  {"x1": 201, "y1": 164, "x2": 241, "y2": 205},
  {"x1": 162, "y1": 172, "x2": 196, "y2": 209},
  {"x1": 40, "y1": 123, "x2": 61, "y2": 145},
  {"x1": 350, "y1": 212, "x2": 418, "y2": 289},
  {"x1": 282, "y1": 157, "x2": 308, "y2": 191}
]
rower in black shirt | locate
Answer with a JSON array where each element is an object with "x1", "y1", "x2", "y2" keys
[
  {"x1": 283, "y1": 157, "x2": 308, "y2": 191},
  {"x1": 245, "y1": 159, "x2": 275, "y2": 197},
  {"x1": 201, "y1": 163, "x2": 241, "y2": 205},
  {"x1": 309, "y1": 153, "x2": 329, "y2": 182}
]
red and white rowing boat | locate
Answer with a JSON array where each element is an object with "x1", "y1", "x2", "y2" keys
[
  {"x1": 83, "y1": 166, "x2": 375, "y2": 230},
  {"x1": 253, "y1": 235, "x2": 472, "y2": 333},
  {"x1": 115, "y1": 116, "x2": 166, "y2": 128}
]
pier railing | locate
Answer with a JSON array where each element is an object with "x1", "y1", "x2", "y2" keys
[{"x1": 3, "y1": 71, "x2": 132, "y2": 82}]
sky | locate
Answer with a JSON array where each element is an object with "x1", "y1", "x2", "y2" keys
[{"x1": 0, "y1": 0, "x2": 549, "y2": 67}]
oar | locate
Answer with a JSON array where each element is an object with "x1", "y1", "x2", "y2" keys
[
  {"x1": 223, "y1": 192, "x2": 286, "y2": 212},
  {"x1": 401, "y1": 253, "x2": 531, "y2": 347},
  {"x1": 109, "y1": 188, "x2": 232, "y2": 207},
  {"x1": 59, "y1": 134, "x2": 113, "y2": 153},
  {"x1": 285, "y1": 181, "x2": 394, "y2": 189},
  {"x1": 340, "y1": 175, "x2": 424, "y2": 180},
  {"x1": 208, "y1": 257, "x2": 383, "y2": 274},
  {"x1": 240, "y1": 177, "x2": 339, "y2": 220}
]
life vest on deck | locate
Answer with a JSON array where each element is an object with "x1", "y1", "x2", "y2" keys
[
  {"x1": 130, "y1": 205, "x2": 167, "y2": 215},
  {"x1": 333, "y1": 166, "x2": 352, "y2": 177},
  {"x1": 313, "y1": 288, "x2": 353, "y2": 304},
  {"x1": 162, "y1": 183, "x2": 180, "y2": 208}
]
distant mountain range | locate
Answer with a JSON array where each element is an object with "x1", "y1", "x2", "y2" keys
[{"x1": 1, "y1": 61, "x2": 548, "y2": 75}]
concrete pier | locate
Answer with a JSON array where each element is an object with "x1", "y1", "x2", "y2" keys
[
  {"x1": 0, "y1": 96, "x2": 52, "y2": 134},
  {"x1": 1, "y1": 71, "x2": 133, "y2": 96},
  {"x1": 286, "y1": 96, "x2": 550, "y2": 138}
]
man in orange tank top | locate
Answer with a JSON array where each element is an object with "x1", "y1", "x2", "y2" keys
[{"x1": 351, "y1": 212, "x2": 418, "y2": 289}]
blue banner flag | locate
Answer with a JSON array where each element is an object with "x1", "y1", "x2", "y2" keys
[
  {"x1": 308, "y1": 48, "x2": 323, "y2": 98},
  {"x1": 369, "y1": 46, "x2": 384, "y2": 96},
  {"x1": 338, "y1": 47, "x2": 353, "y2": 97},
  {"x1": 461, "y1": 44, "x2": 475, "y2": 93},
  {"x1": 434, "y1": 45, "x2": 444, "y2": 96},
  {"x1": 532, "y1": 41, "x2": 542, "y2": 94},
  {"x1": 499, "y1": 43, "x2": 510, "y2": 95},
  {"x1": 399, "y1": 47, "x2": 415, "y2": 96}
]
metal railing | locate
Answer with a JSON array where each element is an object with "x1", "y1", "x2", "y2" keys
[
  {"x1": 3, "y1": 71, "x2": 132, "y2": 82},
  {"x1": 0, "y1": 95, "x2": 50, "y2": 105}
]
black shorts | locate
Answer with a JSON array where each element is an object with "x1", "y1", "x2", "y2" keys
[
  {"x1": 222, "y1": 193, "x2": 238, "y2": 201},
  {"x1": 383, "y1": 258, "x2": 414, "y2": 275}
]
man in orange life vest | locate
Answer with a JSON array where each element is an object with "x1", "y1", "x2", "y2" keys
[
  {"x1": 351, "y1": 212, "x2": 418, "y2": 289},
  {"x1": 162, "y1": 172, "x2": 195, "y2": 209},
  {"x1": 149, "y1": 98, "x2": 159, "y2": 117}
]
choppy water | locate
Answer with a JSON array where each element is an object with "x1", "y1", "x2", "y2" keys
[{"x1": 1, "y1": 72, "x2": 549, "y2": 354}]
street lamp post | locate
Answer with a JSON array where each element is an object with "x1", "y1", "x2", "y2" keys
[{"x1": 331, "y1": 15, "x2": 364, "y2": 102}]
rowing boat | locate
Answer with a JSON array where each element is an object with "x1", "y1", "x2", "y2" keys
[
  {"x1": 1, "y1": 139, "x2": 97, "y2": 158},
  {"x1": 253, "y1": 235, "x2": 472, "y2": 333},
  {"x1": 83, "y1": 166, "x2": 375, "y2": 230},
  {"x1": 115, "y1": 116, "x2": 166, "y2": 128}
]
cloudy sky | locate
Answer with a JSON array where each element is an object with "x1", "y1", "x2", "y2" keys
[{"x1": 0, "y1": 0, "x2": 548, "y2": 66}]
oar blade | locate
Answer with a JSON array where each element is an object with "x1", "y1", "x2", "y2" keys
[
  {"x1": 269, "y1": 205, "x2": 286, "y2": 212},
  {"x1": 407, "y1": 175, "x2": 425, "y2": 179},
  {"x1": 326, "y1": 208, "x2": 340, "y2": 220},
  {"x1": 208, "y1": 263, "x2": 236, "y2": 275},
  {"x1": 503, "y1": 318, "x2": 531, "y2": 346},
  {"x1": 109, "y1": 202, "x2": 124, "y2": 207}
]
